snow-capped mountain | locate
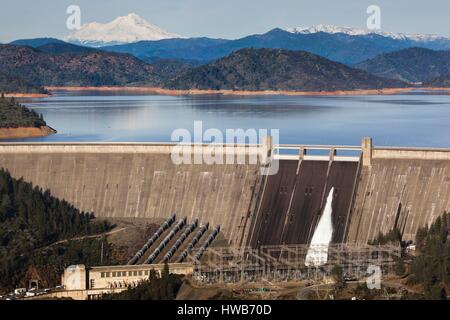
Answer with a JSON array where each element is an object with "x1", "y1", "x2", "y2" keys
[
  {"x1": 288, "y1": 24, "x2": 448, "y2": 42},
  {"x1": 66, "y1": 13, "x2": 181, "y2": 47}
]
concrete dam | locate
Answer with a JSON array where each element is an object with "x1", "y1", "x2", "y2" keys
[{"x1": 0, "y1": 138, "x2": 449, "y2": 247}]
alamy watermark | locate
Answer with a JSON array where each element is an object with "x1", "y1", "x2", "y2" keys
[
  {"x1": 367, "y1": 5, "x2": 381, "y2": 30},
  {"x1": 66, "y1": 5, "x2": 81, "y2": 30},
  {"x1": 170, "y1": 121, "x2": 280, "y2": 175},
  {"x1": 366, "y1": 265, "x2": 382, "y2": 290}
]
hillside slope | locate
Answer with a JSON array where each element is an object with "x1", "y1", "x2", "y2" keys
[
  {"x1": 166, "y1": 48, "x2": 406, "y2": 91},
  {"x1": 0, "y1": 71, "x2": 47, "y2": 94},
  {"x1": 355, "y1": 47, "x2": 450, "y2": 83},
  {"x1": 10, "y1": 37, "x2": 66, "y2": 48},
  {"x1": 0, "y1": 44, "x2": 161, "y2": 86},
  {"x1": 425, "y1": 75, "x2": 450, "y2": 87},
  {"x1": 0, "y1": 95, "x2": 46, "y2": 128},
  {"x1": 0, "y1": 169, "x2": 113, "y2": 292},
  {"x1": 35, "y1": 42, "x2": 97, "y2": 55}
]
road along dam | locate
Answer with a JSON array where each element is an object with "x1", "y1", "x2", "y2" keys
[{"x1": 0, "y1": 138, "x2": 449, "y2": 248}]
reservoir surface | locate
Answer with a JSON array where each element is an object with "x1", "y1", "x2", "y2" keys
[{"x1": 15, "y1": 90, "x2": 450, "y2": 147}]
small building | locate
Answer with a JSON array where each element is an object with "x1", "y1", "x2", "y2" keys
[{"x1": 55, "y1": 263, "x2": 194, "y2": 300}]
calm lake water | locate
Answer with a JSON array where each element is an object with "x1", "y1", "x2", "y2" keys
[{"x1": 14, "y1": 90, "x2": 450, "y2": 147}]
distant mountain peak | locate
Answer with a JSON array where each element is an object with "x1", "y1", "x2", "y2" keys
[
  {"x1": 65, "y1": 13, "x2": 181, "y2": 47},
  {"x1": 287, "y1": 24, "x2": 448, "y2": 42}
]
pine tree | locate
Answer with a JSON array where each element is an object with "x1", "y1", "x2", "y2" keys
[
  {"x1": 395, "y1": 257, "x2": 406, "y2": 276},
  {"x1": 441, "y1": 213, "x2": 448, "y2": 242},
  {"x1": 0, "y1": 169, "x2": 112, "y2": 292},
  {"x1": 149, "y1": 269, "x2": 160, "y2": 300},
  {"x1": 331, "y1": 265, "x2": 344, "y2": 289},
  {"x1": 160, "y1": 262, "x2": 170, "y2": 299},
  {"x1": 415, "y1": 226, "x2": 428, "y2": 252}
]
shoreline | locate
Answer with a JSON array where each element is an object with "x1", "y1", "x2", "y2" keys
[
  {"x1": 45, "y1": 86, "x2": 450, "y2": 96},
  {"x1": 0, "y1": 126, "x2": 57, "y2": 140},
  {"x1": 4, "y1": 93, "x2": 50, "y2": 98}
]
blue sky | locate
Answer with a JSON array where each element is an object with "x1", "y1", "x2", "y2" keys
[{"x1": 1, "y1": 0, "x2": 449, "y2": 42}]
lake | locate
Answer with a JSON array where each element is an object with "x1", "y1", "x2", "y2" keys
[{"x1": 14, "y1": 90, "x2": 450, "y2": 147}]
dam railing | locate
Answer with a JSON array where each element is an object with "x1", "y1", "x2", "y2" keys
[{"x1": 274, "y1": 144, "x2": 361, "y2": 162}]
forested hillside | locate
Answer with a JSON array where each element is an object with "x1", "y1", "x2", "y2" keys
[
  {"x1": 426, "y1": 75, "x2": 450, "y2": 87},
  {"x1": 355, "y1": 47, "x2": 450, "y2": 83},
  {"x1": 0, "y1": 44, "x2": 162, "y2": 87},
  {"x1": 0, "y1": 169, "x2": 114, "y2": 292},
  {"x1": 167, "y1": 48, "x2": 406, "y2": 91},
  {"x1": 0, "y1": 72, "x2": 48, "y2": 94},
  {"x1": 0, "y1": 95, "x2": 46, "y2": 128},
  {"x1": 409, "y1": 212, "x2": 449, "y2": 299}
]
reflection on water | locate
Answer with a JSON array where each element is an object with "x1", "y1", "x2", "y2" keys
[{"x1": 12, "y1": 91, "x2": 450, "y2": 147}]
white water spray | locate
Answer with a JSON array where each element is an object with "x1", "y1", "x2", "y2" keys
[{"x1": 305, "y1": 187, "x2": 334, "y2": 267}]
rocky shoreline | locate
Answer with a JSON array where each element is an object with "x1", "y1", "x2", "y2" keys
[
  {"x1": 0, "y1": 126, "x2": 57, "y2": 139},
  {"x1": 4, "y1": 93, "x2": 50, "y2": 98}
]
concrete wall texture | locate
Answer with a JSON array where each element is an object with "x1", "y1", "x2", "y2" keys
[
  {"x1": 347, "y1": 157, "x2": 450, "y2": 243},
  {"x1": 0, "y1": 145, "x2": 260, "y2": 246},
  {"x1": 0, "y1": 142, "x2": 449, "y2": 245}
]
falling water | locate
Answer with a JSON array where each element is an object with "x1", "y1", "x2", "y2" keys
[{"x1": 305, "y1": 187, "x2": 334, "y2": 267}]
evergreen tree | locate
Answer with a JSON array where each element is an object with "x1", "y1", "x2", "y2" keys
[
  {"x1": 395, "y1": 257, "x2": 406, "y2": 276},
  {"x1": 409, "y1": 212, "x2": 449, "y2": 300},
  {"x1": 160, "y1": 262, "x2": 170, "y2": 300},
  {"x1": 0, "y1": 169, "x2": 112, "y2": 292},
  {"x1": 331, "y1": 265, "x2": 345, "y2": 289},
  {"x1": 149, "y1": 269, "x2": 160, "y2": 300},
  {"x1": 0, "y1": 95, "x2": 47, "y2": 128},
  {"x1": 415, "y1": 226, "x2": 429, "y2": 253}
]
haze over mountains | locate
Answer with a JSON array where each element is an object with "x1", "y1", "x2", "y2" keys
[
  {"x1": 10, "y1": 14, "x2": 450, "y2": 65},
  {"x1": 42, "y1": 14, "x2": 450, "y2": 65},
  {"x1": 101, "y1": 27, "x2": 450, "y2": 66},
  {"x1": 3, "y1": 13, "x2": 450, "y2": 92}
]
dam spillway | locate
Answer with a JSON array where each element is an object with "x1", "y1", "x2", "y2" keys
[
  {"x1": 0, "y1": 139, "x2": 449, "y2": 247},
  {"x1": 246, "y1": 159, "x2": 359, "y2": 247},
  {"x1": 304, "y1": 188, "x2": 335, "y2": 267}
]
